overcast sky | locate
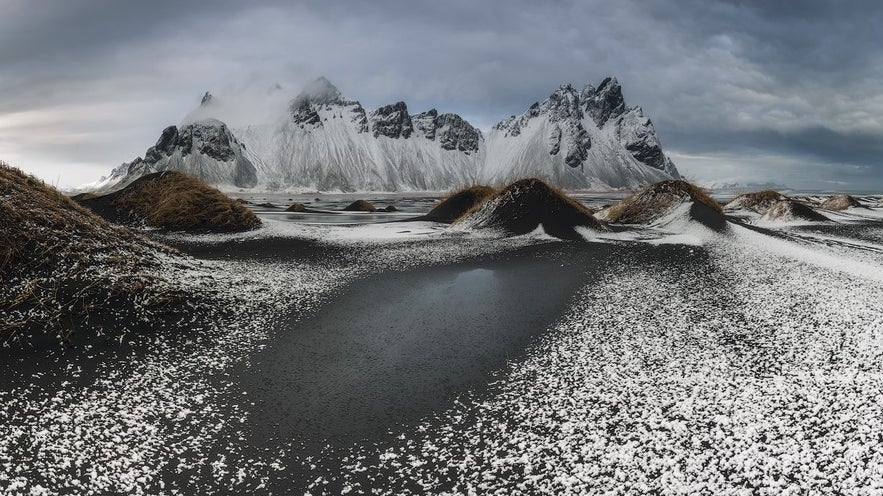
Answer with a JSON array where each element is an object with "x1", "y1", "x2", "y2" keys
[{"x1": 2, "y1": 0, "x2": 882, "y2": 190}]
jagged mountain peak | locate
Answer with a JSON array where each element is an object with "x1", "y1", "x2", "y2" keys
[
  {"x1": 200, "y1": 91, "x2": 213, "y2": 106},
  {"x1": 369, "y1": 101, "x2": 413, "y2": 139},
  {"x1": 583, "y1": 76, "x2": 626, "y2": 127},
  {"x1": 92, "y1": 75, "x2": 679, "y2": 193}
]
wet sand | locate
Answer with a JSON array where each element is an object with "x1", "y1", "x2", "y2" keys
[{"x1": 238, "y1": 245, "x2": 597, "y2": 446}]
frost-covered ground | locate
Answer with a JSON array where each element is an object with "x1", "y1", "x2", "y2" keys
[{"x1": 3, "y1": 209, "x2": 883, "y2": 495}]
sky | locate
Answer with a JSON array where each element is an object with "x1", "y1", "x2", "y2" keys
[{"x1": 1, "y1": 0, "x2": 882, "y2": 191}]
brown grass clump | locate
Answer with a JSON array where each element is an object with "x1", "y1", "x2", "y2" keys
[
  {"x1": 421, "y1": 185, "x2": 496, "y2": 223},
  {"x1": 81, "y1": 171, "x2": 261, "y2": 232},
  {"x1": 819, "y1": 194, "x2": 863, "y2": 211},
  {"x1": 762, "y1": 200, "x2": 829, "y2": 222},
  {"x1": 725, "y1": 189, "x2": 785, "y2": 214},
  {"x1": 286, "y1": 202, "x2": 306, "y2": 212},
  {"x1": 602, "y1": 180, "x2": 724, "y2": 229},
  {"x1": 343, "y1": 200, "x2": 376, "y2": 212},
  {"x1": 454, "y1": 178, "x2": 603, "y2": 240},
  {"x1": 0, "y1": 162, "x2": 185, "y2": 345}
]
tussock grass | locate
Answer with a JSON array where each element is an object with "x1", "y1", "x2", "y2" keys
[
  {"x1": 343, "y1": 200, "x2": 376, "y2": 212},
  {"x1": 423, "y1": 185, "x2": 497, "y2": 223},
  {"x1": 454, "y1": 178, "x2": 603, "y2": 240},
  {"x1": 764, "y1": 200, "x2": 829, "y2": 222},
  {"x1": 286, "y1": 202, "x2": 306, "y2": 212},
  {"x1": 0, "y1": 162, "x2": 184, "y2": 345},
  {"x1": 819, "y1": 194, "x2": 863, "y2": 211},
  {"x1": 603, "y1": 180, "x2": 721, "y2": 224},
  {"x1": 108, "y1": 171, "x2": 261, "y2": 231}
]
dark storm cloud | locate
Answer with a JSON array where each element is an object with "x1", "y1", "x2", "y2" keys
[{"x1": 2, "y1": 0, "x2": 882, "y2": 189}]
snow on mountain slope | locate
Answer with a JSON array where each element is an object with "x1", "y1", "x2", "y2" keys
[
  {"x1": 88, "y1": 76, "x2": 679, "y2": 193},
  {"x1": 236, "y1": 77, "x2": 484, "y2": 192},
  {"x1": 88, "y1": 118, "x2": 257, "y2": 193},
  {"x1": 484, "y1": 78, "x2": 678, "y2": 190}
]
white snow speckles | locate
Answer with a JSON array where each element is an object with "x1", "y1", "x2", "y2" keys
[{"x1": 330, "y1": 222, "x2": 883, "y2": 495}]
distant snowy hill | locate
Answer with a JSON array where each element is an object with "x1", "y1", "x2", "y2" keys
[{"x1": 90, "y1": 77, "x2": 680, "y2": 192}]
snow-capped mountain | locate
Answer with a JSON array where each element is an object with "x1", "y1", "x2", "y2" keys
[
  {"x1": 89, "y1": 118, "x2": 257, "y2": 192},
  {"x1": 484, "y1": 78, "x2": 678, "y2": 189},
  {"x1": 89, "y1": 76, "x2": 679, "y2": 192},
  {"x1": 233, "y1": 77, "x2": 483, "y2": 191}
]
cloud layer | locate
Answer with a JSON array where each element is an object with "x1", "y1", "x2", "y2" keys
[{"x1": 2, "y1": 0, "x2": 881, "y2": 190}]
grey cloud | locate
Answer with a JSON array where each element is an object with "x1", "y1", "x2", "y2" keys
[{"x1": 1, "y1": 0, "x2": 882, "y2": 189}]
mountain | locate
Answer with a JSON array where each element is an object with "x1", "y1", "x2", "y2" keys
[
  {"x1": 89, "y1": 77, "x2": 679, "y2": 192},
  {"x1": 484, "y1": 78, "x2": 679, "y2": 189},
  {"x1": 232, "y1": 77, "x2": 484, "y2": 191},
  {"x1": 88, "y1": 119, "x2": 258, "y2": 193}
]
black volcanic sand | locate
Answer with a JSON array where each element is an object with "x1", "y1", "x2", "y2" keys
[
  {"x1": 212, "y1": 240, "x2": 697, "y2": 494},
  {"x1": 238, "y1": 244, "x2": 594, "y2": 448},
  {"x1": 0, "y1": 228, "x2": 714, "y2": 494}
]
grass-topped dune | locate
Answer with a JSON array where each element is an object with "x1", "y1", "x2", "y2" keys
[
  {"x1": 724, "y1": 190, "x2": 785, "y2": 214},
  {"x1": 0, "y1": 163, "x2": 187, "y2": 346},
  {"x1": 454, "y1": 178, "x2": 604, "y2": 240},
  {"x1": 762, "y1": 200, "x2": 829, "y2": 222},
  {"x1": 78, "y1": 171, "x2": 261, "y2": 232},
  {"x1": 343, "y1": 200, "x2": 376, "y2": 212},
  {"x1": 419, "y1": 185, "x2": 497, "y2": 223},
  {"x1": 599, "y1": 180, "x2": 726, "y2": 230},
  {"x1": 819, "y1": 194, "x2": 864, "y2": 211}
]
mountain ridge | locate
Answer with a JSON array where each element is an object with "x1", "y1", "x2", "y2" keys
[{"x1": 89, "y1": 77, "x2": 679, "y2": 193}]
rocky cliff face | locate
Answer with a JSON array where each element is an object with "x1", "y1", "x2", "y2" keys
[{"x1": 89, "y1": 76, "x2": 679, "y2": 192}]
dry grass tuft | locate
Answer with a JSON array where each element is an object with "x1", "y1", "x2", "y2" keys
[
  {"x1": 724, "y1": 189, "x2": 785, "y2": 214},
  {"x1": 602, "y1": 180, "x2": 722, "y2": 224},
  {"x1": 422, "y1": 185, "x2": 497, "y2": 223},
  {"x1": 343, "y1": 200, "x2": 376, "y2": 212},
  {"x1": 454, "y1": 178, "x2": 603, "y2": 240},
  {"x1": 763, "y1": 200, "x2": 829, "y2": 222},
  {"x1": 107, "y1": 171, "x2": 261, "y2": 231},
  {"x1": 0, "y1": 162, "x2": 185, "y2": 345},
  {"x1": 286, "y1": 202, "x2": 306, "y2": 212},
  {"x1": 819, "y1": 194, "x2": 863, "y2": 211}
]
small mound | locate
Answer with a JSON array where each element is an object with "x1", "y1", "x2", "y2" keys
[
  {"x1": 761, "y1": 200, "x2": 829, "y2": 222},
  {"x1": 421, "y1": 185, "x2": 496, "y2": 223},
  {"x1": 725, "y1": 190, "x2": 785, "y2": 214},
  {"x1": 381, "y1": 205, "x2": 399, "y2": 212},
  {"x1": 454, "y1": 178, "x2": 603, "y2": 240},
  {"x1": 286, "y1": 202, "x2": 306, "y2": 212},
  {"x1": 256, "y1": 202, "x2": 277, "y2": 208},
  {"x1": 819, "y1": 194, "x2": 863, "y2": 211},
  {"x1": 0, "y1": 163, "x2": 184, "y2": 345},
  {"x1": 343, "y1": 200, "x2": 376, "y2": 212},
  {"x1": 79, "y1": 171, "x2": 261, "y2": 232},
  {"x1": 600, "y1": 180, "x2": 725, "y2": 230}
]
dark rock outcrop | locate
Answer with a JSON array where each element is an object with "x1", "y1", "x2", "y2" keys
[
  {"x1": 369, "y1": 102, "x2": 413, "y2": 139},
  {"x1": 412, "y1": 109, "x2": 482, "y2": 153}
]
